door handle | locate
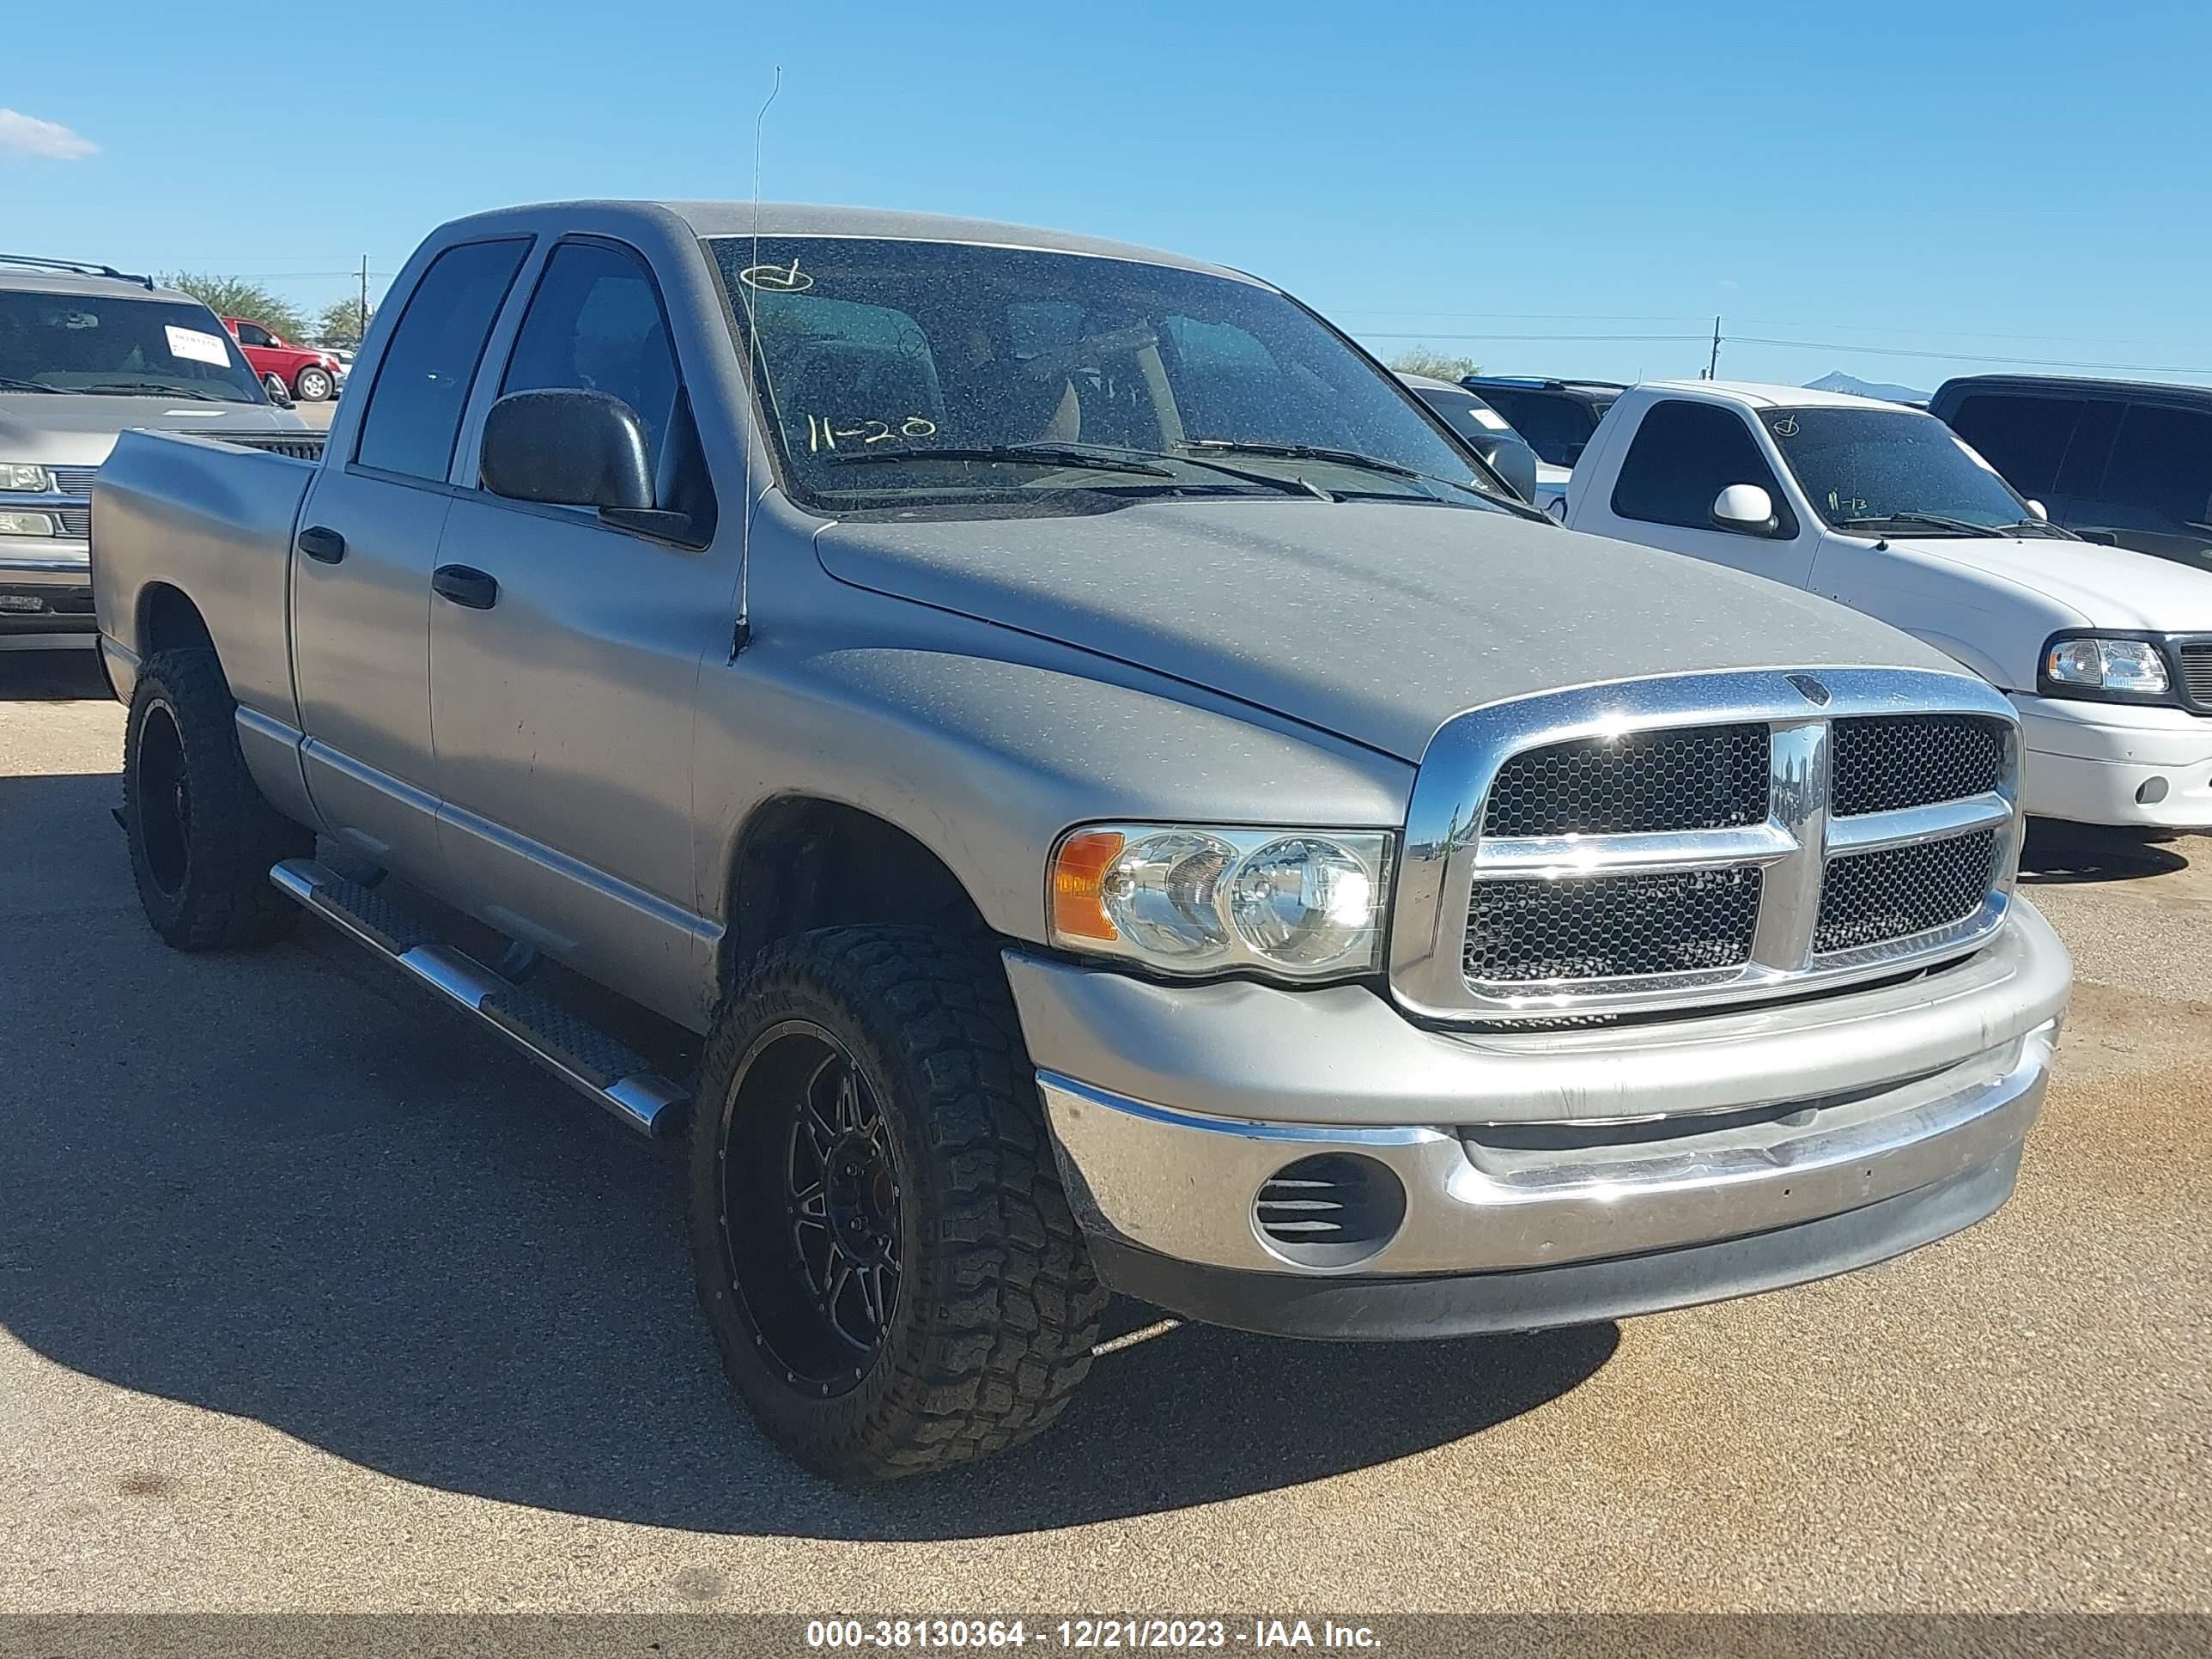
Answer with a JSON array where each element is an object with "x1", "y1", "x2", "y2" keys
[
  {"x1": 432, "y1": 564, "x2": 499, "y2": 610},
  {"x1": 298, "y1": 525, "x2": 346, "y2": 563}
]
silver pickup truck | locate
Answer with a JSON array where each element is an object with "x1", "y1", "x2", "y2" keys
[
  {"x1": 2, "y1": 255, "x2": 309, "y2": 650},
  {"x1": 92, "y1": 201, "x2": 2072, "y2": 1481}
]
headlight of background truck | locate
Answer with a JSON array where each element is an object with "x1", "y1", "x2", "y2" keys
[
  {"x1": 1049, "y1": 825, "x2": 1393, "y2": 981},
  {"x1": 0, "y1": 464, "x2": 57, "y2": 494},
  {"x1": 2039, "y1": 632, "x2": 2174, "y2": 702}
]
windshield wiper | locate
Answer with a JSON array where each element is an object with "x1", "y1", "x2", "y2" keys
[
  {"x1": 75, "y1": 381, "x2": 228, "y2": 401},
  {"x1": 0, "y1": 375, "x2": 69, "y2": 394},
  {"x1": 823, "y1": 443, "x2": 1172, "y2": 478},
  {"x1": 1833, "y1": 512, "x2": 2004, "y2": 539},
  {"x1": 1176, "y1": 438, "x2": 1524, "y2": 511},
  {"x1": 2003, "y1": 519, "x2": 2081, "y2": 540}
]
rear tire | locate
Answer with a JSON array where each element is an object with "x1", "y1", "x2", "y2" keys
[
  {"x1": 690, "y1": 926, "x2": 1106, "y2": 1481},
  {"x1": 294, "y1": 366, "x2": 334, "y2": 402},
  {"x1": 124, "y1": 648, "x2": 310, "y2": 951}
]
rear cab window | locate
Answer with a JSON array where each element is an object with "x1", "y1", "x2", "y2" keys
[{"x1": 354, "y1": 238, "x2": 531, "y2": 482}]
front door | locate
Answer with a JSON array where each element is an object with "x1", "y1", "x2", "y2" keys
[
  {"x1": 290, "y1": 236, "x2": 531, "y2": 880},
  {"x1": 427, "y1": 236, "x2": 732, "y2": 1023},
  {"x1": 1581, "y1": 398, "x2": 1819, "y2": 590}
]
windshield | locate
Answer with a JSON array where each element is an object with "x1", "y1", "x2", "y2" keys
[
  {"x1": 0, "y1": 290, "x2": 264, "y2": 403},
  {"x1": 1765, "y1": 407, "x2": 2039, "y2": 533},
  {"x1": 709, "y1": 236, "x2": 1509, "y2": 516}
]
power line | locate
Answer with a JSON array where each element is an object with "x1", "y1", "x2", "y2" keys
[{"x1": 1360, "y1": 331, "x2": 1709, "y2": 344}]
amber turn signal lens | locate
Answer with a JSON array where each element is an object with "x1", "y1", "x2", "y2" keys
[{"x1": 1051, "y1": 830, "x2": 1126, "y2": 941}]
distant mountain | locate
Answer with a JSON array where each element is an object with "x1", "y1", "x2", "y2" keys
[{"x1": 1804, "y1": 370, "x2": 1929, "y2": 404}]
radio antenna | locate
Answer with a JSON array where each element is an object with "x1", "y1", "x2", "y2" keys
[{"x1": 733, "y1": 63, "x2": 781, "y2": 658}]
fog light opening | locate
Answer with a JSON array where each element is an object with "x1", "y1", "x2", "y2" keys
[
  {"x1": 1252, "y1": 1152, "x2": 1407, "y2": 1270},
  {"x1": 2136, "y1": 776, "x2": 2170, "y2": 805}
]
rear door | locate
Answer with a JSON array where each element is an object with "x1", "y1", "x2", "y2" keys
[
  {"x1": 425, "y1": 234, "x2": 732, "y2": 1021},
  {"x1": 289, "y1": 235, "x2": 529, "y2": 881}
]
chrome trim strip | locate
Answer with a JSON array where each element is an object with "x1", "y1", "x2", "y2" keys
[
  {"x1": 1826, "y1": 792, "x2": 2012, "y2": 854},
  {"x1": 1473, "y1": 821, "x2": 1796, "y2": 878},
  {"x1": 1390, "y1": 666, "x2": 2023, "y2": 1023}
]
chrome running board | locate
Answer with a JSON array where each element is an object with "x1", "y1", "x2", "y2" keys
[{"x1": 270, "y1": 857, "x2": 686, "y2": 1138}]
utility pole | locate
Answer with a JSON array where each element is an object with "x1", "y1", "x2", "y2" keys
[
  {"x1": 359, "y1": 255, "x2": 370, "y2": 343},
  {"x1": 1706, "y1": 315, "x2": 1722, "y2": 380}
]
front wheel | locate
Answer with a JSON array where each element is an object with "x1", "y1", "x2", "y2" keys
[
  {"x1": 690, "y1": 927, "x2": 1106, "y2": 1481},
  {"x1": 294, "y1": 365, "x2": 334, "y2": 401}
]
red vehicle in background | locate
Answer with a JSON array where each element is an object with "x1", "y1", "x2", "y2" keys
[{"x1": 222, "y1": 317, "x2": 343, "y2": 402}]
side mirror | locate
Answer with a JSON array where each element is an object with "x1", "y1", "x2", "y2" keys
[
  {"x1": 2025, "y1": 498, "x2": 2049, "y2": 521},
  {"x1": 1711, "y1": 483, "x2": 1780, "y2": 536},
  {"x1": 262, "y1": 374, "x2": 295, "y2": 409},
  {"x1": 1478, "y1": 438, "x2": 1539, "y2": 504},
  {"x1": 482, "y1": 389, "x2": 654, "y2": 512}
]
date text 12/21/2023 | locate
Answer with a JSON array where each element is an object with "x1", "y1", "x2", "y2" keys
[{"x1": 805, "y1": 1620, "x2": 1384, "y2": 1650}]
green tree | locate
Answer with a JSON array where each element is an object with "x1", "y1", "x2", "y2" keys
[
  {"x1": 1387, "y1": 347, "x2": 1482, "y2": 382},
  {"x1": 315, "y1": 295, "x2": 374, "y2": 349},
  {"x1": 161, "y1": 273, "x2": 312, "y2": 344}
]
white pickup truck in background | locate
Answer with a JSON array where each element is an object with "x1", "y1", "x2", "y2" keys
[{"x1": 1563, "y1": 382, "x2": 2212, "y2": 830}]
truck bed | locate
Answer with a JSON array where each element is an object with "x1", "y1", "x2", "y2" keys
[{"x1": 91, "y1": 427, "x2": 321, "y2": 728}]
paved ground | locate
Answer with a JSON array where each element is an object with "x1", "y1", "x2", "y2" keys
[{"x1": 0, "y1": 652, "x2": 2204, "y2": 1613}]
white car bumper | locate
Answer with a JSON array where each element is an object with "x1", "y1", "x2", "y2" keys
[{"x1": 2011, "y1": 692, "x2": 2212, "y2": 827}]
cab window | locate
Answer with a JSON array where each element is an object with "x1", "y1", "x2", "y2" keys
[
  {"x1": 501, "y1": 240, "x2": 682, "y2": 469},
  {"x1": 492, "y1": 238, "x2": 718, "y2": 538},
  {"x1": 356, "y1": 237, "x2": 530, "y2": 482},
  {"x1": 1611, "y1": 400, "x2": 1796, "y2": 533}
]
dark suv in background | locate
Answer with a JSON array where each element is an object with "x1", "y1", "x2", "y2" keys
[
  {"x1": 1458, "y1": 376, "x2": 1626, "y2": 468},
  {"x1": 1934, "y1": 375, "x2": 2212, "y2": 569}
]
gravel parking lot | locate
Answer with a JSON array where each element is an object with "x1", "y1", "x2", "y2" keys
[{"x1": 0, "y1": 651, "x2": 2204, "y2": 1614}]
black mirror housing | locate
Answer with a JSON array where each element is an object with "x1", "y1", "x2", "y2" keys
[{"x1": 481, "y1": 389, "x2": 654, "y2": 511}]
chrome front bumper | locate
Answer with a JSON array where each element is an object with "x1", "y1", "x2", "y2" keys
[
  {"x1": 1038, "y1": 1020, "x2": 2051, "y2": 1279},
  {"x1": 1008, "y1": 902, "x2": 2069, "y2": 1332}
]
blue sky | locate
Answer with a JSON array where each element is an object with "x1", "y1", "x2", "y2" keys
[{"x1": 9, "y1": 1, "x2": 2209, "y2": 392}]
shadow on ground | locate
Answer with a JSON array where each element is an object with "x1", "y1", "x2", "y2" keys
[
  {"x1": 2018, "y1": 820, "x2": 2191, "y2": 884},
  {"x1": 0, "y1": 651, "x2": 109, "y2": 702},
  {"x1": 0, "y1": 771, "x2": 1612, "y2": 1540}
]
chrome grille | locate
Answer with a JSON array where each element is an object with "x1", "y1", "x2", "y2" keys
[
  {"x1": 1467, "y1": 866, "x2": 1760, "y2": 984},
  {"x1": 1481, "y1": 723, "x2": 1769, "y2": 836},
  {"x1": 1832, "y1": 714, "x2": 2006, "y2": 816},
  {"x1": 1815, "y1": 830, "x2": 1998, "y2": 955},
  {"x1": 37, "y1": 465, "x2": 95, "y2": 543},
  {"x1": 1389, "y1": 668, "x2": 2023, "y2": 1024}
]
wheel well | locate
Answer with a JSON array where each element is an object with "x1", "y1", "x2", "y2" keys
[
  {"x1": 138, "y1": 583, "x2": 216, "y2": 659},
  {"x1": 721, "y1": 798, "x2": 990, "y2": 990}
]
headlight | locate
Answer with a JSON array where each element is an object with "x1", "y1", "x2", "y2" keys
[
  {"x1": 0, "y1": 463, "x2": 55, "y2": 494},
  {"x1": 1050, "y1": 824, "x2": 1392, "y2": 981},
  {"x1": 2040, "y1": 633, "x2": 2172, "y2": 701},
  {"x1": 0, "y1": 511, "x2": 56, "y2": 537}
]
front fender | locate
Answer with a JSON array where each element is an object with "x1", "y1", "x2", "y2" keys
[{"x1": 690, "y1": 627, "x2": 1414, "y2": 948}]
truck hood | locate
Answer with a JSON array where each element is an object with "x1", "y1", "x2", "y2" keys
[
  {"x1": 816, "y1": 500, "x2": 1957, "y2": 762},
  {"x1": 0, "y1": 394, "x2": 305, "y2": 469},
  {"x1": 1878, "y1": 532, "x2": 2212, "y2": 631}
]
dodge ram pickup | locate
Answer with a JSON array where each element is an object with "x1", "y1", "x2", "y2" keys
[
  {"x1": 1561, "y1": 380, "x2": 2212, "y2": 829},
  {"x1": 93, "y1": 202, "x2": 2072, "y2": 1481}
]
